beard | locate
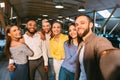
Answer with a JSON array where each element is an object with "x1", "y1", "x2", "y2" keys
[
  {"x1": 26, "y1": 28, "x2": 37, "y2": 34},
  {"x1": 78, "y1": 27, "x2": 90, "y2": 38}
]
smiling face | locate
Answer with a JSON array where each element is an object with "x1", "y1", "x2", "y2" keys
[
  {"x1": 8, "y1": 26, "x2": 21, "y2": 40},
  {"x1": 69, "y1": 25, "x2": 77, "y2": 39},
  {"x1": 26, "y1": 20, "x2": 37, "y2": 34},
  {"x1": 42, "y1": 21, "x2": 51, "y2": 33},
  {"x1": 75, "y1": 16, "x2": 93, "y2": 38},
  {"x1": 52, "y1": 22, "x2": 61, "y2": 36}
]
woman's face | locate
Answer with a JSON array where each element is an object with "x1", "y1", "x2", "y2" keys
[
  {"x1": 8, "y1": 26, "x2": 21, "y2": 40},
  {"x1": 52, "y1": 22, "x2": 61, "y2": 36},
  {"x1": 69, "y1": 25, "x2": 77, "y2": 39}
]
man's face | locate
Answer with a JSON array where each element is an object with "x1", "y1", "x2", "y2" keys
[
  {"x1": 26, "y1": 20, "x2": 37, "y2": 34},
  {"x1": 75, "y1": 16, "x2": 91, "y2": 38},
  {"x1": 42, "y1": 22, "x2": 51, "y2": 33}
]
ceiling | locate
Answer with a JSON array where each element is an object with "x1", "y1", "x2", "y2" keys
[
  {"x1": 8, "y1": 0, "x2": 120, "y2": 18},
  {"x1": 9, "y1": 0, "x2": 85, "y2": 18},
  {"x1": 1, "y1": 0, "x2": 120, "y2": 36}
]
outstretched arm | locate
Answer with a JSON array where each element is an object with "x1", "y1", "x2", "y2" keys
[{"x1": 100, "y1": 49, "x2": 120, "y2": 80}]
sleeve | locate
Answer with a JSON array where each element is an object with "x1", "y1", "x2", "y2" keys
[
  {"x1": 41, "y1": 40, "x2": 48, "y2": 66},
  {"x1": 100, "y1": 49, "x2": 120, "y2": 80},
  {"x1": 9, "y1": 59, "x2": 14, "y2": 64},
  {"x1": 64, "y1": 42, "x2": 78, "y2": 64},
  {"x1": 24, "y1": 45, "x2": 33, "y2": 57},
  {"x1": 95, "y1": 37, "x2": 114, "y2": 56}
]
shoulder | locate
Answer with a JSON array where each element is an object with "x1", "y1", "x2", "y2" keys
[
  {"x1": 60, "y1": 34, "x2": 68, "y2": 40},
  {"x1": 62, "y1": 34, "x2": 68, "y2": 37},
  {"x1": 93, "y1": 36, "x2": 113, "y2": 48},
  {"x1": 23, "y1": 33, "x2": 27, "y2": 37},
  {"x1": 94, "y1": 36, "x2": 114, "y2": 54},
  {"x1": 60, "y1": 33, "x2": 67, "y2": 37},
  {"x1": 64, "y1": 41, "x2": 69, "y2": 49},
  {"x1": 95, "y1": 36, "x2": 111, "y2": 44}
]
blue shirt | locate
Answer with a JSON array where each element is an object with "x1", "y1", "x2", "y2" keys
[{"x1": 61, "y1": 41, "x2": 78, "y2": 73}]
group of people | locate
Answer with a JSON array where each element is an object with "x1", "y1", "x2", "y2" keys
[{"x1": 5, "y1": 14, "x2": 120, "y2": 80}]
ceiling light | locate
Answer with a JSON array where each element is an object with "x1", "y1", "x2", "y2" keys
[
  {"x1": 42, "y1": 14, "x2": 48, "y2": 17},
  {"x1": 66, "y1": 17, "x2": 70, "y2": 20},
  {"x1": 78, "y1": 6, "x2": 86, "y2": 12},
  {"x1": 66, "y1": 17, "x2": 75, "y2": 22},
  {"x1": 38, "y1": 18, "x2": 41, "y2": 20},
  {"x1": 55, "y1": 3, "x2": 64, "y2": 9},
  {"x1": 57, "y1": 19, "x2": 63, "y2": 23}
]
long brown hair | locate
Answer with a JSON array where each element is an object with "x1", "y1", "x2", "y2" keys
[
  {"x1": 4, "y1": 25, "x2": 15, "y2": 58},
  {"x1": 67, "y1": 23, "x2": 82, "y2": 47}
]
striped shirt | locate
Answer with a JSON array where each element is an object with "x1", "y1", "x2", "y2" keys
[{"x1": 10, "y1": 44, "x2": 33, "y2": 64}]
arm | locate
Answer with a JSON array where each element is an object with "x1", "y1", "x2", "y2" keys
[
  {"x1": 24, "y1": 44, "x2": 34, "y2": 57},
  {"x1": 95, "y1": 37, "x2": 114, "y2": 57},
  {"x1": 7, "y1": 59, "x2": 16, "y2": 71},
  {"x1": 100, "y1": 49, "x2": 120, "y2": 80},
  {"x1": 64, "y1": 42, "x2": 78, "y2": 64},
  {"x1": 41, "y1": 40, "x2": 48, "y2": 71},
  {"x1": 37, "y1": 30, "x2": 46, "y2": 40},
  {"x1": 66, "y1": 53, "x2": 78, "y2": 64}
]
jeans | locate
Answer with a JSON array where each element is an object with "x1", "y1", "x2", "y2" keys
[
  {"x1": 59, "y1": 67, "x2": 75, "y2": 80},
  {"x1": 9, "y1": 63, "x2": 29, "y2": 80},
  {"x1": 48, "y1": 58, "x2": 55, "y2": 80}
]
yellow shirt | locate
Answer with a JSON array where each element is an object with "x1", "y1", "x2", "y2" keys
[{"x1": 50, "y1": 34, "x2": 68, "y2": 60}]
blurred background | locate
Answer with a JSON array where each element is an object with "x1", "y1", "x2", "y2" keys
[{"x1": 0, "y1": 0, "x2": 120, "y2": 80}]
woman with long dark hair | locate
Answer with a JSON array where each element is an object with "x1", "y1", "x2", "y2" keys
[
  {"x1": 5, "y1": 25, "x2": 33, "y2": 80},
  {"x1": 59, "y1": 23, "x2": 80, "y2": 80}
]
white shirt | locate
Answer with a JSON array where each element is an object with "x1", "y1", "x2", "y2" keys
[
  {"x1": 79, "y1": 44, "x2": 87, "y2": 80},
  {"x1": 23, "y1": 33, "x2": 48, "y2": 66}
]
